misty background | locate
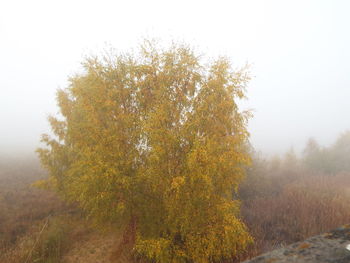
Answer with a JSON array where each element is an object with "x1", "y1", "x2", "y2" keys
[{"x1": 1, "y1": 0, "x2": 350, "y2": 157}]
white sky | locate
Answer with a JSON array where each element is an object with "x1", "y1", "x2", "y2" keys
[{"x1": 1, "y1": 0, "x2": 350, "y2": 156}]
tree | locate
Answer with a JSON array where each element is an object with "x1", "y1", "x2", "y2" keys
[
  {"x1": 282, "y1": 147, "x2": 300, "y2": 177},
  {"x1": 329, "y1": 131, "x2": 350, "y2": 173},
  {"x1": 302, "y1": 138, "x2": 324, "y2": 174},
  {"x1": 37, "y1": 41, "x2": 252, "y2": 262},
  {"x1": 302, "y1": 133, "x2": 350, "y2": 175}
]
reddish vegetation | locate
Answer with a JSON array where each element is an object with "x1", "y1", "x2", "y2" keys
[
  {"x1": 238, "y1": 157, "x2": 350, "y2": 261},
  {"x1": 0, "y1": 157, "x2": 69, "y2": 255},
  {"x1": 1, "y1": 153, "x2": 350, "y2": 263}
]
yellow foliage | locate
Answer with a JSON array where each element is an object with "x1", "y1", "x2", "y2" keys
[{"x1": 37, "y1": 40, "x2": 253, "y2": 262}]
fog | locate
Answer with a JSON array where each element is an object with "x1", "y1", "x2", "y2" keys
[{"x1": 1, "y1": 0, "x2": 350, "y2": 157}]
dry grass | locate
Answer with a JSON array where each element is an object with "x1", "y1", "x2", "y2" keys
[
  {"x1": 1, "y1": 214, "x2": 96, "y2": 263},
  {"x1": 0, "y1": 156, "x2": 70, "y2": 252},
  {"x1": 0, "y1": 156, "x2": 127, "y2": 263},
  {"x1": 2, "y1": 155, "x2": 350, "y2": 263},
  {"x1": 0, "y1": 156, "x2": 75, "y2": 263},
  {"x1": 239, "y1": 172, "x2": 350, "y2": 261}
]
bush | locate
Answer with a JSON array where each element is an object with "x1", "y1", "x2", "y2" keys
[
  {"x1": 31, "y1": 217, "x2": 69, "y2": 263},
  {"x1": 1, "y1": 216, "x2": 76, "y2": 263}
]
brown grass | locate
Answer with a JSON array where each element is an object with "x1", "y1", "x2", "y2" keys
[
  {"x1": 239, "y1": 173, "x2": 350, "y2": 261},
  {"x1": 0, "y1": 157, "x2": 71, "y2": 252},
  {"x1": 2, "y1": 156, "x2": 350, "y2": 263}
]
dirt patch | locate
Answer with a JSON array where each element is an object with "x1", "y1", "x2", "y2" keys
[{"x1": 63, "y1": 231, "x2": 120, "y2": 263}]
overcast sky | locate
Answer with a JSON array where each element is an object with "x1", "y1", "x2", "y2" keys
[{"x1": 1, "y1": 0, "x2": 350, "y2": 156}]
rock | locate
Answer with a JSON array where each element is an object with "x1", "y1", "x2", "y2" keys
[{"x1": 243, "y1": 224, "x2": 350, "y2": 263}]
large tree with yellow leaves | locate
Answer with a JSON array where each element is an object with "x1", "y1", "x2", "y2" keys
[{"x1": 37, "y1": 41, "x2": 252, "y2": 262}]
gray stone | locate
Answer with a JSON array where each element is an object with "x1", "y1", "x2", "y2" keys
[{"x1": 243, "y1": 224, "x2": 350, "y2": 263}]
